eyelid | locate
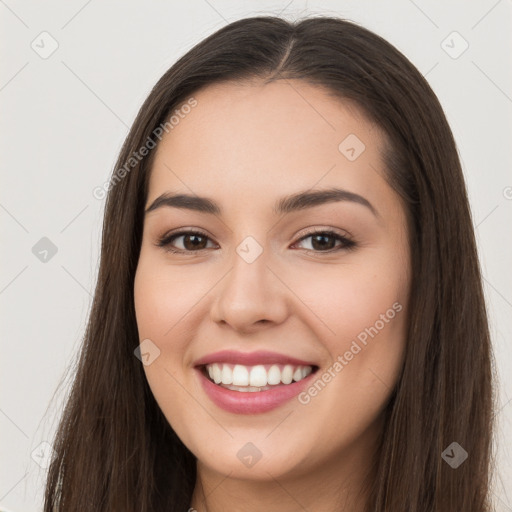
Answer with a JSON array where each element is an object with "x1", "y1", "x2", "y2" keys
[{"x1": 293, "y1": 225, "x2": 353, "y2": 241}]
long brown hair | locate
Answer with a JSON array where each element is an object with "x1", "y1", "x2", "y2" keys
[{"x1": 44, "y1": 15, "x2": 496, "y2": 511}]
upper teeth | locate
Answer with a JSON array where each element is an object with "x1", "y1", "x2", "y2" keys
[{"x1": 206, "y1": 363, "x2": 313, "y2": 387}]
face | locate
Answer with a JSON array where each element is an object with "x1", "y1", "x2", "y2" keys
[{"x1": 134, "y1": 80, "x2": 411, "y2": 484}]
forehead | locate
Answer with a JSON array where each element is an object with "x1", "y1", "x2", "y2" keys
[{"x1": 147, "y1": 79, "x2": 392, "y2": 214}]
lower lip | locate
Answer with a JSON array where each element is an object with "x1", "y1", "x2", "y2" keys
[{"x1": 196, "y1": 367, "x2": 317, "y2": 414}]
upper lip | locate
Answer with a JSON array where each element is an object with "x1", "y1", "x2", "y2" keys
[{"x1": 193, "y1": 350, "x2": 317, "y2": 368}]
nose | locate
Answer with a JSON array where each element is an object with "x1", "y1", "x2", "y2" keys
[{"x1": 209, "y1": 244, "x2": 290, "y2": 334}]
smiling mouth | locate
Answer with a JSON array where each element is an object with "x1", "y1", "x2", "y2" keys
[{"x1": 200, "y1": 363, "x2": 319, "y2": 392}]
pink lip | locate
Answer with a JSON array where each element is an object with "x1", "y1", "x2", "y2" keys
[
  {"x1": 196, "y1": 367, "x2": 317, "y2": 414},
  {"x1": 193, "y1": 350, "x2": 316, "y2": 367}
]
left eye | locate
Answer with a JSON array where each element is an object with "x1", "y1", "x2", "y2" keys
[
  {"x1": 293, "y1": 231, "x2": 355, "y2": 252},
  {"x1": 156, "y1": 229, "x2": 356, "y2": 254}
]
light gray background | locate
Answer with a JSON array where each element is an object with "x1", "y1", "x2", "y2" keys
[{"x1": 1, "y1": 1, "x2": 511, "y2": 510}]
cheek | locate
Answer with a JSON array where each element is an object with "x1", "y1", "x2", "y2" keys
[
  {"x1": 133, "y1": 255, "x2": 208, "y2": 343},
  {"x1": 133, "y1": 255, "x2": 212, "y2": 442},
  {"x1": 289, "y1": 250, "x2": 408, "y2": 350},
  {"x1": 288, "y1": 252, "x2": 408, "y2": 423}
]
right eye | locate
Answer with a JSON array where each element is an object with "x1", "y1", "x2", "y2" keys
[{"x1": 156, "y1": 229, "x2": 217, "y2": 254}]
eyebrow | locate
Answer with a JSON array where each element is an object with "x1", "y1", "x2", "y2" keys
[{"x1": 144, "y1": 187, "x2": 379, "y2": 218}]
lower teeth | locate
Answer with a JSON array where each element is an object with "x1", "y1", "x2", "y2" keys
[{"x1": 220, "y1": 383, "x2": 280, "y2": 392}]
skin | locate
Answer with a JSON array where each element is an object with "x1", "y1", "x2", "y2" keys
[{"x1": 134, "y1": 79, "x2": 411, "y2": 512}]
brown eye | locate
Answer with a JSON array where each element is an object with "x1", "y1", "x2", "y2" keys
[
  {"x1": 294, "y1": 230, "x2": 356, "y2": 253},
  {"x1": 310, "y1": 233, "x2": 337, "y2": 251},
  {"x1": 157, "y1": 230, "x2": 215, "y2": 254},
  {"x1": 179, "y1": 233, "x2": 208, "y2": 250}
]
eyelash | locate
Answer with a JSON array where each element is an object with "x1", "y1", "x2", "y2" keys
[{"x1": 155, "y1": 228, "x2": 357, "y2": 255}]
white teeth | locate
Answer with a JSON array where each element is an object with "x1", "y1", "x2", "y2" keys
[
  {"x1": 204, "y1": 362, "x2": 314, "y2": 389},
  {"x1": 224, "y1": 384, "x2": 270, "y2": 392},
  {"x1": 249, "y1": 365, "x2": 267, "y2": 387},
  {"x1": 281, "y1": 365, "x2": 294, "y2": 384},
  {"x1": 212, "y1": 363, "x2": 222, "y2": 384},
  {"x1": 232, "y1": 365, "x2": 249, "y2": 386},
  {"x1": 267, "y1": 365, "x2": 281, "y2": 385},
  {"x1": 221, "y1": 364, "x2": 233, "y2": 384}
]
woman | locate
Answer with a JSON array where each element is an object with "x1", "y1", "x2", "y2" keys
[{"x1": 44, "y1": 15, "x2": 496, "y2": 511}]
